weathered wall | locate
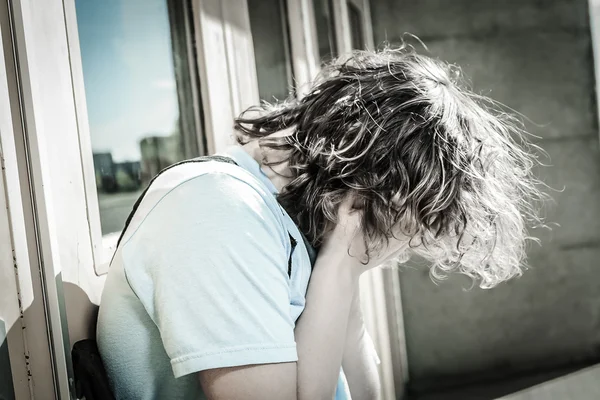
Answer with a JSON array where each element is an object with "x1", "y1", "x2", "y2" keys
[{"x1": 370, "y1": 0, "x2": 600, "y2": 395}]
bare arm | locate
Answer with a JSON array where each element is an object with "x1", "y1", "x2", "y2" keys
[
  {"x1": 198, "y1": 199, "x2": 385, "y2": 399},
  {"x1": 198, "y1": 254, "x2": 360, "y2": 400},
  {"x1": 294, "y1": 246, "x2": 361, "y2": 399},
  {"x1": 342, "y1": 290, "x2": 381, "y2": 400},
  {"x1": 199, "y1": 363, "x2": 297, "y2": 400}
]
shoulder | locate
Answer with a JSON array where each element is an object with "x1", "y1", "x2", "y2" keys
[
  {"x1": 122, "y1": 163, "x2": 289, "y2": 255},
  {"x1": 151, "y1": 159, "x2": 277, "y2": 211}
]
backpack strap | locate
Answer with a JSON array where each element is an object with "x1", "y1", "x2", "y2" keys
[
  {"x1": 116, "y1": 155, "x2": 238, "y2": 248},
  {"x1": 113, "y1": 154, "x2": 297, "y2": 278}
]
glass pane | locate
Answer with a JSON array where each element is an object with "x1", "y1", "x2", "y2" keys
[
  {"x1": 348, "y1": 2, "x2": 365, "y2": 50},
  {"x1": 313, "y1": 0, "x2": 338, "y2": 63},
  {"x1": 76, "y1": 0, "x2": 202, "y2": 235},
  {"x1": 248, "y1": 0, "x2": 294, "y2": 101}
]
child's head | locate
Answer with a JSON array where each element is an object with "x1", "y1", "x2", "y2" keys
[{"x1": 235, "y1": 46, "x2": 546, "y2": 288}]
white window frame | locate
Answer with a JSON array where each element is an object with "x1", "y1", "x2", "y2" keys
[
  {"x1": 66, "y1": 0, "x2": 265, "y2": 284},
  {"x1": 286, "y1": 0, "x2": 321, "y2": 96},
  {"x1": 1, "y1": 0, "x2": 86, "y2": 397},
  {"x1": 0, "y1": 1, "x2": 37, "y2": 396},
  {"x1": 331, "y1": 0, "x2": 375, "y2": 54},
  {"x1": 68, "y1": 0, "x2": 214, "y2": 276},
  {"x1": 63, "y1": 0, "x2": 112, "y2": 276}
]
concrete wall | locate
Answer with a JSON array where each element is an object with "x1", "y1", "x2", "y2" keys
[{"x1": 370, "y1": 0, "x2": 600, "y2": 395}]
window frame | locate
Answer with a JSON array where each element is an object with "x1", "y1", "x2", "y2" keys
[
  {"x1": 331, "y1": 0, "x2": 374, "y2": 54},
  {"x1": 2, "y1": 0, "x2": 85, "y2": 396},
  {"x1": 286, "y1": 0, "x2": 321, "y2": 97},
  {"x1": 0, "y1": 1, "x2": 38, "y2": 396},
  {"x1": 68, "y1": 0, "x2": 209, "y2": 275}
]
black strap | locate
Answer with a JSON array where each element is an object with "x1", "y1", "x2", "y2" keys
[
  {"x1": 288, "y1": 234, "x2": 297, "y2": 277},
  {"x1": 116, "y1": 155, "x2": 238, "y2": 248},
  {"x1": 113, "y1": 154, "x2": 296, "y2": 278}
]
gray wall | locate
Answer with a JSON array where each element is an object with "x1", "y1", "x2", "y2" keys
[{"x1": 370, "y1": 0, "x2": 600, "y2": 395}]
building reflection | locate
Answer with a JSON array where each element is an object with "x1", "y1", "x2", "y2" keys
[
  {"x1": 92, "y1": 133, "x2": 183, "y2": 234},
  {"x1": 92, "y1": 133, "x2": 184, "y2": 195}
]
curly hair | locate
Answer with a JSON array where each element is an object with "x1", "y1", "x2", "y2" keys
[{"x1": 234, "y1": 46, "x2": 547, "y2": 288}]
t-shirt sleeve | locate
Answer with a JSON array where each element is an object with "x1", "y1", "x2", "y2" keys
[{"x1": 121, "y1": 172, "x2": 295, "y2": 378}]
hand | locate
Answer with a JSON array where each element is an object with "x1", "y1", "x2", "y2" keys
[{"x1": 319, "y1": 196, "x2": 409, "y2": 276}]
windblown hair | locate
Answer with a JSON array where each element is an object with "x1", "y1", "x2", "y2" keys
[{"x1": 235, "y1": 46, "x2": 546, "y2": 288}]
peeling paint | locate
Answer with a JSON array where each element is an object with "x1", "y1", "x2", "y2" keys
[{"x1": 10, "y1": 248, "x2": 34, "y2": 397}]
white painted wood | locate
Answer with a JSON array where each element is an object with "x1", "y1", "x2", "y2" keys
[
  {"x1": 389, "y1": 269, "x2": 409, "y2": 390},
  {"x1": 62, "y1": 0, "x2": 108, "y2": 277},
  {"x1": 360, "y1": 270, "x2": 397, "y2": 400},
  {"x1": 0, "y1": 9, "x2": 58, "y2": 399},
  {"x1": 0, "y1": 4, "x2": 34, "y2": 396},
  {"x1": 222, "y1": 0, "x2": 260, "y2": 115},
  {"x1": 192, "y1": 0, "x2": 238, "y2": 154},
  {"x1": 7, "y1": 0, "x2": 121, "y2": 396},
  {"x1": 359, "y1": 0, "x2": 375, "y2": 49},
  {"x1": 342, "y1": 0, "x2": 375, "y2": 50},
  {"x1": 0, "y1": 150, "x2": 30, "y2": 399},
  {"x1": 287, "y1": 0, "x2": 321, "y2": 97},
  {"x1": 10, "y1": 0, "x2": 77, "y2": 396},
  {"x1": 332, "y1": 0, "x2": 352, "y2": 55}
]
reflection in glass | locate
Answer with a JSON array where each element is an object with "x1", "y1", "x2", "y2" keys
[
  {"x1": 248, "y1": 0, "x2": 294, "y2": 101},
  {"x1": 313, "y1": 0, "x2": 338, "y2": 63},
  {"x1": 348, "y1": 3, "x2": 365, "y2": 50},
  {"x1": 76, "y1": 0, "x2": 201, "y2": 235}
]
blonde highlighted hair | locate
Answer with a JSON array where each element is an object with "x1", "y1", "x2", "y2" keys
[{"x1": 235, "y1": 46, "x2": 547, "y2": 288}]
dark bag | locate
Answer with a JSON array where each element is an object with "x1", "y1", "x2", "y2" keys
[{"x1": 72, "y1": 339, "x2": 115, "y2": 400}]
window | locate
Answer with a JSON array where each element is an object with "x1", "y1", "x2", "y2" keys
[
  {"x1": 75, "y1": 0, "x2": 203, "y2": 235},
  {"x1": 313, "y1": 0, "x2": 338, "y2": 63},
  {"x1": 247, "y1": 0, "x2": 294, "y2": 101},
  {"x1": 348, "y1": 2, "x2": 365, "y2": 50}
]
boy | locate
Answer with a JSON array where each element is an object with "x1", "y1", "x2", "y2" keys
[{"x1": 97, "y1": 47, "x2": 544, "y2": 399}]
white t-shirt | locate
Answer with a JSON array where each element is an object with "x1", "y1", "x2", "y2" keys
[{"x1": 96, "y1": 146, "x2": 351, "y2": 399}]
